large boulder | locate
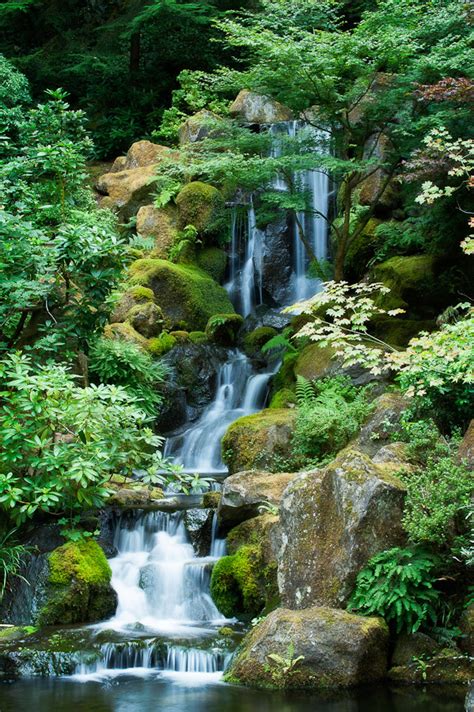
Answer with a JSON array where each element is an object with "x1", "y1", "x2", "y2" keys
[
  {"x1": 127, "y1": 301, "x2": 164, "y2": 338},
  {"x1": 37, "y1": 540, "x2": 117, "y2": 626},
  {"x1": 178, "y1": 109, "x2": 221, "y2": 145},
  {"x1": 222, "y1": 409, "x2": 297, "y2": 474},
  {"x1": 278, "y1": 447, "x2": 406, "y2": 609},
  {"x1": 218, "y1": 470, "x2": 294, "y2": 530},
  {"x1": 359, "y1": 132, "x2": 399, "y2": 212},
  {"x1": 129, "y1": 258, "x2": 235, "y2": 331},
  {"x1": 175, "y1": 181, "x2": 225, "y2": 237},
  {"x1": 389, "y1": 649, "x2": 474, "y2": 685},
  {"x1": 110, "y1": 285, "x2": 156, "y2": 323},
  {"x1": 372, "y1": 254, "x2": 437, "y2": 315},
  {"x1": 210, "y1": 514, "x2": 280, "y2": 618},
  {"x1": 96, "y1": 141, "x2": 175, "y2": 221},
  {"x1": 230, "y1": 90, "x2": 293, "y2": 125},
  {"x1": 354, "y1": 391, "x2": 409, "y2": 457},
  {"x1": 261, "y1": 218, "x2": 293, "y2": 304},
  {"x1": 136, "y1": 204, "x2": 178, "y2": 258},
  {"x1": 226, "y1": 606, "x2": 389, "y2": 689},
  {"x1": 294, "y1": 342, "x2": 383, "y2": 387}
]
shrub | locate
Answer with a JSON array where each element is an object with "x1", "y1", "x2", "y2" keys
[
  {"x1": 292, "y1": 376, "x2": 372, "y2": 466},
  {"x1": 348, "y1": 546, "x2": 442, "y2": 634}
]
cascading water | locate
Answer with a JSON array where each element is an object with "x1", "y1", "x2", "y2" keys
[
  {"x1": 74, "y1": 510, "x2": 232, "y2": 680},
  {"x1": 225, "y1": 201, "x2": 265, "y2": 317},
  {"x1": 164, "y1": 350, "x2": 275, "y2": 474}
]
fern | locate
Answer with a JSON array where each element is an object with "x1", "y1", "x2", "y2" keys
[
  {"x1": 261, "y1": 332, "x2": 297, "y2": 355},
  {"x1": 295, "y1": 375, "x2": 316, "y2": 405},
  {"x1": 348, "y1": 546, "x2": 442, "y2": 634}
]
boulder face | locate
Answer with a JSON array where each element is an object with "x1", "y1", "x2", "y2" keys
[
  {"x1": 354, "y1": 391, "x2": 409, "y2": 457},
  {"x1": 129, "y1": 258, "x2": 235, "y2": 331},
  {"x1": 178, "y1": 109, "x2": 221, "y2": 145},
  {"x1": 458, "y1": 420, "x2": 474, "y2": 471},
  {"x1": 96, "y1": 141, "x2": 175, "y2": 220},
  {"x1": 230, "y1": 90, "x2": 293, "y2": 124},
  {"x1": 278, "y1": 448, "x2": 406, "y2": 609},
  {"x1": 222, "y1": 408, "x2": 297, "y2": 474},
  {"x1": 136, "y1": 204, "x2": 178, "y2": 258},
  {"x1": 226, "y1": 606, "x2": 389, "y2": 689},
  {"x1": 261, "y1": 218, "x2": 293, "y2": 305},
  {"x1": 218, "y1": 470, "x2": 294, "y2": 531},
  {"x1": 175, "y1": 181, "x2": 225, "y2": 236}
]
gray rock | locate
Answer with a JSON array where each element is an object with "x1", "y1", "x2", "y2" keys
[
  {"x1": 354, "y1": 392, "x2": 409, "y2": 456},
  {"x1": 218, "y1": 470, "x2": 294, "y2": 531},
  {"x1": 278, "y1": 447, "x2": 406, "y2": 609},
  {"x1": 184, "y1": 508, "x2": 214, "y2": 556},
  {"x1": 391, "y1": 632, "x2": 440, "y2": 667},
  {"x1": 227, "y1": 605, "x2": 389, "y2": 689},
  {"x1": 261, "y1": 218, "x2": 293, "y2": 305},
  {"x1": 230, "y1": 90, "x2": 293, "y2": 125}
]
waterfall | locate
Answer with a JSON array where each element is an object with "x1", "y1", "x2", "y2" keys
[
  {"x1": 73, "y1": 510, "x2": 232, "y2": 680},
  {"x1": 164, "y1": 350, "x2": 274, "y2": 473},
  {"x1": 225, "y1": 201, "x2": 265, "y2": 317}
]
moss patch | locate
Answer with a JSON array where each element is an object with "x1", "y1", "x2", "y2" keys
[
  {"x1": 175, "y1": 181, "x2": 225, "y2": 237},
  {"x1": 146, "y1": 332, "x2": 177, "y2": 356},
  {"x1": 210, "y1": 545, "x2": 265, "y2": 618},
  {"x1": 269, "y1": 388, "x2": 297, "y2": 409},
  {"x1": 129, "y1": 258, "x2": 234, "y2": 330},
  {"x1": 205, "y1": 313, "x2": 244, "y2": 345},
  {"x1": 197, "y1": 246, "x2": 227, "y2": 282},
  {"x1": 38, "y1": 541, "x2": 116, "y2": 626},
  {"x1": 243, "y1": 327, "x2": 277, "y2": 357}
]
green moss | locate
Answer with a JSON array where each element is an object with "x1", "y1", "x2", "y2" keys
[
  {"x1": 175, "y1": 181, "x2": 225, "y2": 237},
  {"x1": 345, "y1": 217, "x2": 382, "y2": 279},
  {"x1": 372, "y1": 317, "x2": 435, "y2": 348},
  {"x1": 38, "y1": 541, "x2": 116, "y2": 626},
  {"x1": 210, "y1": 545, "x2": 265, "y2": 618},
  {"x1": 269, "y1": 388, "x2": 297, "y2": 409},
  {"x1": 295, "y1": 343, "x2": 335, "y2": 381},
  {"x1": 126, "y1": 302, "x2": 164, "y2": 338},
  {"x1": 170, "y1": 330, "x2": 190, "y2": 342},
  {"x1": 203, "y1": 491, "x2": 221, "y2": 508},
  {"x1": 103, "y1": 321, "x2": 148, "y2": 349},
  {"x1": 272, "y1": 352, "x2": 298, "y2": 392},
  {"x1": 372, "y1": 254, "x2": 436, "y2": 312},
  {"x1": 197, "y1": 246, "x2": 227, "y2": 282},
  {"x1": 146, "y1": 332, "x2": 177, "y2": 356},
  {"x1": 128, "y1": 286, "x2": 155, "y2": 302},
  {"x1": 129, "y1": 258, "x2": 234, "y2": 330},
  {"x1": 189, "y1": 330, "x2": 208, "y2": 344},
  {"x1": 243, "y1": 327, "x2": 277, "y2": 356},
  {"x1": 205, "y1": 313, "x2": 244, "y2": 346}
]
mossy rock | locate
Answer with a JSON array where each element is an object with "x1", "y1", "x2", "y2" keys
[
  {"x1": 345, "y1": 217, "x2": 383, "y2": 280},
  {"x1": 269, "y1": 388, "x2": 297, "y2": 409},
  {"x1": 210, "y1": 545, "x2": 265, "y2": 618},
  {"x1": 129, "y1": 258, "x2": 235, "y2": 330},
  {"x1": 146, "y1": 332, "x2": 177, "y2": 356},
  {"x1": 127, "y1": 302, "x2": 164, "y2": 338},
  {"x1": 372, "y1": 254, "x2": 437, "y2": 314},
  {"x1": 295, "y1": 343, "x2": 335, "y2": 381},
  {"x1": 388, "y1": 650, "x2": 474, "y2": 685},
  {"x1": 371, "y1": 316, "x2": 435, "y2": 348},
  {"x1": 243, "y1": 327, "x2": 277, "y2": 357},
  {"x1": 222, "y1": 409, "x2": 297, "y2": 474},
  {"x1": 38, "y1": 541, "x2": 116, "y2": 626},
  {"x1": 197, "y1": 246, "x2": 227, "y2": 282},
  {"x1": 271, "y1": 352, "x2": 298, "y2": 392},
  {"x1": 170, "y1": 330, "x2": 190, "y2": 343},
  {"x1": 205, "y1": 313, "x2": 244, "y2": 346},
  {"x1": 110, "y1": 286, "x2": 156, "y2": 323},
  {"x1": 202, "y1": 491, "x2": 221, "y2": 509},
  {"x1": 175, "y1": 181, "x2": 225, "y2": 237},
  {"x1": 103, "y1": 321, "x2": 148, "y2": 350},
  {"x1": 189, "y1": 330, "x2": 208, "y2": 344}
]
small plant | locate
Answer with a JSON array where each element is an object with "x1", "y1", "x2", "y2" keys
[
  {"x1": 58, "y1": 515, "x2": 99, "y2": 543},
  {"x1": 267, "y1": 643, "x2": 305, "y2": 676},
  {"x1": 257, "y1": 501, "x2": 279, "y2": 516},
  {"x1": 0, "y1": 529, "x2": 32, "y2": 600},
  {"x1": 348, "y1": 546, "x2": 442, "y2": 634}
]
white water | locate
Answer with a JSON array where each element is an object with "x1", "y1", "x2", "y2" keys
[
  {"x1": 75, "y1": 510, "x2": 232, "y2": 681},
  {"x1": 164, "y1": 350, "x2": 274, "y2": 473}
]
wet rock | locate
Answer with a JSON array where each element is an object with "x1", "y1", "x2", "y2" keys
[
  {"x1": 222, "y1": 408, "x2": 296, "y2": 474},
  {"x1": 226, "y1": 606, "x2": 389, "y2": 689},
  {"x1": 127, "y1": 301, "x2": 164, "y2": 338},
  {"x1": 459, "y1": 604, "x2": 474, "y2": 655},
  {"x1": 278, "y1": 447, "x2": 406, "y2": 609},
  {"x1": 230, "y1": 90, "x2": 293, "y2": 125},
  {"x1": 261, "y1": 218, "x2": 292, "y2": 305},
  {"x1": 205, "y1": 313, "x2": 244, "y2": 346},
  {"x1": 388, "y1": 649, "x2": 474, "y2": 685},
  {"x1": 218, "y1": 470, "x2": 294, "y2": 531},
  {"x1": 391, "y1": 632, "x2": 441, "y2": 667},
  {"x1": 466, "y1": 681, "x2": 474, "y2": 712},
  {"x1": 184, "y1": 508, "x2": 214, "y2": 557}
]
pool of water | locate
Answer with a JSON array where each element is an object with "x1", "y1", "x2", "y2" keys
[{"x1": 0, "y1": 677, "x2": 467, "y2": 712}]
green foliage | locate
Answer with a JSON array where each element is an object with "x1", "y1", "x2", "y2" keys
[
  {"x1": 267, "y1": 644, "x2": 305, "y2": 677},
  {"x1": 292, "y1": 376, "x2": 372, "y2": 466},
  {"x1": 0, "y1": 353, "x2": 164, "y2": 524},
  {"x1": 348, "y1": 546, "x2": 443, "y2": 634},
  {"x1": 0, "y1": 528, "x2": 31, "y2": 600},
  {"x1": 88, "y1": 337, "x2": 168, "y2": 415}
]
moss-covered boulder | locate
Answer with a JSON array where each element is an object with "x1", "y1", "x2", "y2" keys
[
  {"x1": 269, "y1": 388, "x2": 297, "y2": 409},
  {"x1": 278, "y1": 447, "x2": 406, "y2": 609},
  {"x1": 222, "y1": 409, "x2": 296, "y2": 474},
  {"x1": 178, "y1": 109, "x2": 221, "y2": 145},
  {"x1": 127, "y1": 301, "x2": 164, "y2": 338},
  {"x1": 103, "y1": 321, "x2": 148, "y2": 349},
  {"x1": 243, "y1": 327, "x2": 277, "y2": 357},
  {"x1": 372, "y1": 254, "x2": 437, "y2": 314},
  {"x1": 226, "y1": 606, "x2": 389, "y2": 689},
  {"x1": 175, "y1": 181, "x2": 225, "y2": 237},
  {"x1": 189, "y1": 330, "x2": 208, "y2": 344},
  {"x1": 354, "y1": 391, "x2": 409, "y2": 457},
  {"x1": 37, "y1": 541, "x2": 117, "y2": 626},
  {"x1": 110, "y1": 285, "x2": 156, "y2": 323},
  {"x1": 344, "y1": 217, "x2": 382, "y2": 280},
  {"x1": 196, "y1": 246, "x2": 227, "y2": 282},
  {"x1": 218, "y1": 470, "x2": 294, "y2": 530},
  {"x1": 391, "y1": 632, "x2": 441, "y2": 667},
  {"x1": 205, "y1": 313, "x2": 244, "y2": 346},
  {"x1": 146, "y1": 332, "x2": 177, "y2": 356},
  {"x1": 136, "y1": 204, "x2": 178, "y2": 259},
  {"x1": 371, "y1": 316, "x2": 435, "y2": 348},
  {"x1": 294, "y1": 343, "x2": 335, "y2": 381},
  {"x1": 129, "y1": 258, "x2": 235, "y2": 330},
  {"x1": 388, "y1": 649, "x2": 474, "y2": 685},
  {"x1": 211, "y1": 514, "x2": 280, "y2": 617}
]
